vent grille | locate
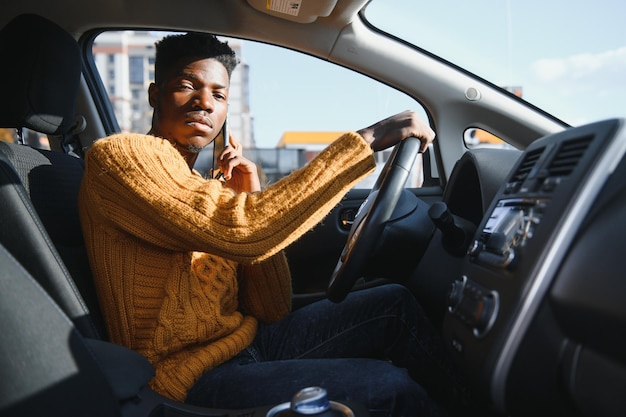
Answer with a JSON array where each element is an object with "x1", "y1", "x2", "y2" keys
[
  {"x1": 511, "y1": 148, "x2": 543, "y2": 183},
  {"x1": 548, "y1": 136, "x2": 592, "y2": 177}
]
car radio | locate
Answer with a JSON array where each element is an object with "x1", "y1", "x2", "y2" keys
[{"x1": 468, "y1": 198, "x2": 549, "y2": 269}]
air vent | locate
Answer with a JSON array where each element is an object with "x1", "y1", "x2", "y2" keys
[
  {"x1": 547, "y1": 135, "x2": 592, "y2": 177},
  {"x1": 511, "y1": 148, "x2": 543, "y2": 183}
]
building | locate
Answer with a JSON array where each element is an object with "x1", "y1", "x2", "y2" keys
[
  {"x1": 276, "y1": 131, "x2": 424, "y2": 188},
  {"x1": 278, "y1": 131, "x2": 345, "y2": 162}
]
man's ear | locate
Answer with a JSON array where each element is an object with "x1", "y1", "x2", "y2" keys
[{"x1": 148, "y1": 82, "x2": 158, "y2": 108}]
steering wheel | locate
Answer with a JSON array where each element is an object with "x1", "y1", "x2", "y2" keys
[{"x1": 327, "y1": 136, "x2": 423, "y2": 302}]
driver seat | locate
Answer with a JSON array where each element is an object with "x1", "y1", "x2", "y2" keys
[{"x1": 0, "y1": 13, "x2": 105, "y2": 339}]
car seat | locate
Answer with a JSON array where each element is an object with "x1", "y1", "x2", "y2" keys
[
  {"x1": 0, "y1": 242, "x2": 121, "y2": 416},
  {"x1": 0, "y1": 13, "x2": 105, "y2": 340}
]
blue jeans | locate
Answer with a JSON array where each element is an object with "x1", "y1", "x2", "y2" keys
[{"x1": 186, "y1": 284, "x2": 464, "y2": 416}]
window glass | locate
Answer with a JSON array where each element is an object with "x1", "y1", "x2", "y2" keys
[
  {"x1": 365, "y1": 0, "x2": 626, "y2": 128},
  {"x1": 128, "y1": 56, "x2": 144, "y2": 84},
  {"x1": 464, "y1": 128, "x2": 514, "y2": 150},
  {"x1": 0, "y1": 128, "x2": 50, "y2": 150},
  {"x1": 92, "y1": 31, "x2": 433, "y2": 188}
]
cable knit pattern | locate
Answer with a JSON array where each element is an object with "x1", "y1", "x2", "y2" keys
[{"x1": 78, "y1": 132, "x2": 375, "y2": 401}]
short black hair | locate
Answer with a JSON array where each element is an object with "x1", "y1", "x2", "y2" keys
[{"x1": 154, "y1": 32, "x2": 239, "y2": 85}]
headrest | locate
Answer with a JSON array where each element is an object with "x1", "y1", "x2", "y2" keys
[{"x1": 0, "y1": 14, "x2": 81, "y2": 136}]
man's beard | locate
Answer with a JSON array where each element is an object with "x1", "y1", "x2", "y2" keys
[{"x1": 183, "y1": 143, "x2": 207, "y2": 153}]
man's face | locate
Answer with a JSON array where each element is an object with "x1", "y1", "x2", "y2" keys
[{"x1": 149, "y1": 57, "x2": 229, "y2": 153}]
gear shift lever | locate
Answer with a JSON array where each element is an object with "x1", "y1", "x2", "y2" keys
[{"x1": 428, "y1": 202, "x2": 476, "y2": 257}]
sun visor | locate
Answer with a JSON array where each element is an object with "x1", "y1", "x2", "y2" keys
[{"x1": 246, "y1": 0, "x2": 338, "y2": 23}]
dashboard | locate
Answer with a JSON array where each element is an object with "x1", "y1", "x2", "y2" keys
[{"x1": 441, "y1": 118, "x2": 626, "y2": 416}]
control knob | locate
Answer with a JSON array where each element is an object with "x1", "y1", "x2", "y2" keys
[{"x1": 447, "y1": 276, "x2": 500, "y2": 338}]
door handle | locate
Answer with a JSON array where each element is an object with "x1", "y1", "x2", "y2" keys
[{"x1": 339, "y1": 208, "x2": 357, "y2": 230}]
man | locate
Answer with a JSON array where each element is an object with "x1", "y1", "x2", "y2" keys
[{"x1": 79, "y1": 32, "x2": 462, "y2": 416}]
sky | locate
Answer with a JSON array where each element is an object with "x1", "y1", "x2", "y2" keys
[
  {"x1": 240, "y1": 0, "x2": 626, "y2": 148},
  {"x1": 241, "y1": 41, "x2": 420, "y2": 147}
]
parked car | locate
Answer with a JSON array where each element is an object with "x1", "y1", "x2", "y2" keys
[{"x1": 0, "y1": 1, "x2": 624, "y2": 416}]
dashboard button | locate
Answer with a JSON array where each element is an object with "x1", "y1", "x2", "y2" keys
[{"x1": 447, "y1": 276, "x2": 500, "y2": 338}]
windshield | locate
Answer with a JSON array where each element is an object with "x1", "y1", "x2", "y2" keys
[{"x1": 364, "y1": 0, "x2": 626, "y2": 127}]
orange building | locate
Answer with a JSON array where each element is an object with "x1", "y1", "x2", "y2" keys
[{"x1": 277, "y1": 131, "x2": 345, "y2": 162}]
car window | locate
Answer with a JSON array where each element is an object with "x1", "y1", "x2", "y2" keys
[
  {"x1": 0, "y1": 127, "x2": 51, "y2": 149},
  {"x1": 91, "y1": 31, "x2": 434, "y2": 188},
  {"x1": 365, "y1": 0, "x2": 626, "y2": 128},
  {"x1": 464, "y1": 128, "x2": 514, "y2": 150}
]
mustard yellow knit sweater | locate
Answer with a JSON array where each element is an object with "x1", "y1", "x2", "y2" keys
[{"x1": 78, "y1": 132, "x2": 375, "y2": 401}]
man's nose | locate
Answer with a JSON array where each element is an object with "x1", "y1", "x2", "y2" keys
[{"x1": 195, "y1": 88, "x2": 214, "y2": 112}]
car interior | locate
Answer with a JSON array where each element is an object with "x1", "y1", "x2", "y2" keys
[{"x1": 0, "y1": 1, "x2": 625, "y2": 417}]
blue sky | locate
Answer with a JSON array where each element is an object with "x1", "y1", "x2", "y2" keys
[
  {"x1": 242, "y1": 0, "x2": 626, "y2": 147},
  {"x1": 242, "y1": 41, "x2": 419, "y2": 147}
]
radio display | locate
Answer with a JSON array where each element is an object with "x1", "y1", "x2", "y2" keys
[{"x1": 470, "y1": 198, "x2": 548, "y2": 268}]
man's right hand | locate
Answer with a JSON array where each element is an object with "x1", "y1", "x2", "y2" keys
[{"x1": 218, "y1": 136, "x2": 261, "y2": 193}]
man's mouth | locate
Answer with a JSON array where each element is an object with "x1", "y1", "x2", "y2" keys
[{"x1": 185, "y1": 112, "x2": 213, "y2": 130}]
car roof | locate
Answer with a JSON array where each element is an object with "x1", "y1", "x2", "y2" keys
[{"x1": 2, "y1": 0, "x2": 367, "y2": 57}]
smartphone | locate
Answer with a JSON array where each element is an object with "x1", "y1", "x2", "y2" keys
[{"x1": 212, "y1": 116, "x2": 229, "y2": 180}]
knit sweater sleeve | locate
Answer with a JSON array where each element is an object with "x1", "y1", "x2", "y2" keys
[
  {"x1": 238, "y1": 251, "x2": 292, "y2": 323},
  {"x1": 81, "y1": 132, "x2": 375, "y2": 264}
]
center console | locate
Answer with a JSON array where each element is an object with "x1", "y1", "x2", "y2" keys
[{"x1": 442, "y1": 118, "x2": 626, "y2": 415}]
